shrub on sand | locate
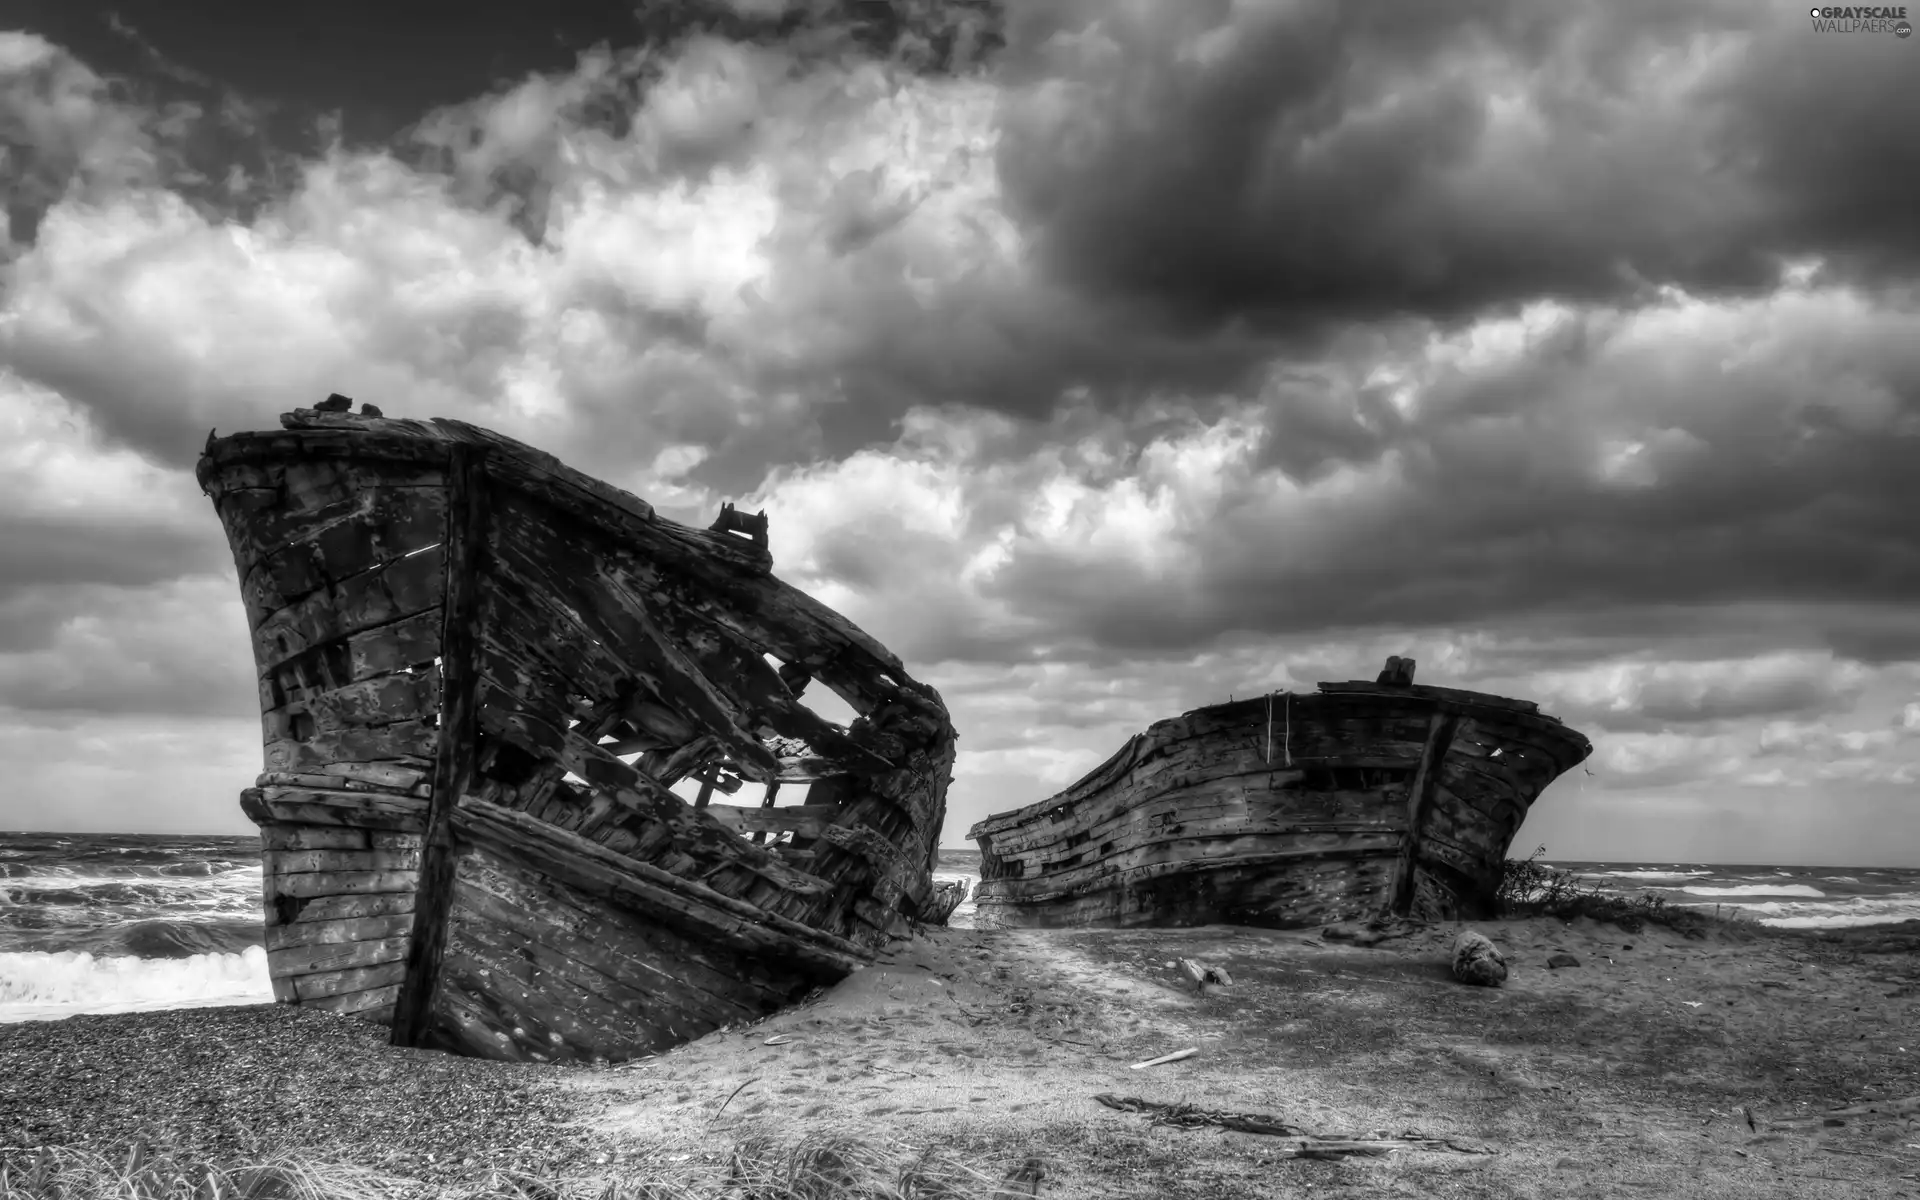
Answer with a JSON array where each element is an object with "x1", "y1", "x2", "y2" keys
[{"x1": 1497, "y1": 846, "x2": 1757, "y2": 940}]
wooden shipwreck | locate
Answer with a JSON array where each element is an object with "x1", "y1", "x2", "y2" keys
[
  {"x1": 967, "y1": 657, "x2": 1590, "y2": 929},
  {"x1": 199, "y1": 398, "x2": 957, "y2": 1062}
]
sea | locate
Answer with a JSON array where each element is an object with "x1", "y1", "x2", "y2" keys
[{"x1": 3, "y1": 833, "x2": 1915, "y2": 1024}]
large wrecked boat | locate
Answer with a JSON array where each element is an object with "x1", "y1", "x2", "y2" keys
[
  {"x1": 968, "y1": 658, "x2": 1590, "y2": 929},
  {"x1": 199, "y1": 398, "x2": 956, "y2": 1062}
]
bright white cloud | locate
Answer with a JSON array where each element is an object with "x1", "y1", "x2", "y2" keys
[{"x1": 0, "y1": 18, "x2": 1915, "y2": 863}]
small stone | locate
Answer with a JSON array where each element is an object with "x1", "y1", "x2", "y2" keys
[
  {"x1": 362, "y1": 402, "x2": 384, "y2": 417},
  {"x1": 1451, "y1": 930, "x2": 1507, "y2": 987},
  {"x1": 1547, "y1": 953, "x2": 1581, "y2": 969},
  {"x1": 316, "y1": 392, "x2": 353, "y2": 412}
]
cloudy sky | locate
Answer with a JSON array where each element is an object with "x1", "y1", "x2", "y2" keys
[{"x1": 2, "y1": 0, "x2": 1917, "y2": 865}]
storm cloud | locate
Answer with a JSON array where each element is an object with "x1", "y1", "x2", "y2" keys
[{"x1": 0, "y1": 1, "x2": 1915, "y2": 857}]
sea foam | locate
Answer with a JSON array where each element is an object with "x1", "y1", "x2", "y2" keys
[
  {"x1": 1732, "y1": 895, "x2": 1920, "y2": 929},
  {"x1": 0, "y1": 945, "x2": 273, "y2": 1024}
]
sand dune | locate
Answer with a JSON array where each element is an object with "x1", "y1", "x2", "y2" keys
[{"x1": 569, "y1": 916, "x2": 1920, "y2": 1198}]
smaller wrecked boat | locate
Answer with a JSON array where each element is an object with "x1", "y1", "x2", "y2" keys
[{"x1": 968, "y1": 658, "x2": 1591, "y2": 929}]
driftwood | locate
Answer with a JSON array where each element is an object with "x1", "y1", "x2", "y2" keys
[
  {"x1": 1177, "y1": 958, "x2": 1232, "y2": 994},
  {"x1": 1093, "y1": 1095, "x2": 1496, "y2": 1159},
  {"x1": 199, "y1": 401, "x2": 959, "y2": 1064},
  {"x1": 1129, "y1": 1047, "x2": 1198, "y2": 1070},
  {"x1": 968, "y1": 659, "x2": 1590, "y2": 930}
]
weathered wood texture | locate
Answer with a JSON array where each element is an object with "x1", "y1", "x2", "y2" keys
[
  {"x1": 968, "y1": 669, "x2": 1590, "y2": 930},
  {"x1": 201, "y1": 404, "x2": 957, "y2": 1060},
  {"x1": 257, "y1": 825, "x2": 420, "y2": 1015},
  {"x1": 393, "y1": 444, "x2": 489, "y2": 1048},
  {"x1": 421, "y1": 841, "x2": 846, "y2": 1062}
]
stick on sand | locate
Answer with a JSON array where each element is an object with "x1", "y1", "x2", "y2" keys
[{"x1": 1130, "y1": 1047, "x2": 1198, "y2": 1070}]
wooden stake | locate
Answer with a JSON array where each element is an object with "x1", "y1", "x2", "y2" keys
[
  {"x1": 1387, "y1": 709, "x2": 1459, "y2": 918},
  {"x1": 392, "y1": 444, "x2": 490, "y2": 1049}
]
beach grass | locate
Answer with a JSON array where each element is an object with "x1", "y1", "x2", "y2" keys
[
  {"x1": 0, "y1": 1136, "x2": 1016, "y2": 1200},
  {"x1": 0, "y1": 1142, "x2": 382, "y2": 1200}
]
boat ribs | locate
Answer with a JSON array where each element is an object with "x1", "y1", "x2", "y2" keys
[{"x1": 199, "y1": 403, "x2": 957, "y2": 1062}]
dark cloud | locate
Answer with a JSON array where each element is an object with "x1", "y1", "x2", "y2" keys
[
  {"x1": 993, "y1": 0, "x2": 1920, "y2": 332},
  {"x1": 0, "y1": 579, "x2": 257, "y2": 720},
  {"x1": 0, "y1": 515, "x2": 228, "y2": 595},
  {"x1": 969, "y1": 286, "x2": 1920, "y2": 659}
]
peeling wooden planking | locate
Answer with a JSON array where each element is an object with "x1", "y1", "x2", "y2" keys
[
  {"x1": 241, "y1": 786, "x2": 429, "y2": 833},
  {"x1": 271, "y1": 933, "x2": 411, "y2": 978},
  {"x1": 289, "y1": 961, "x2": 408, "y2": 1001}
]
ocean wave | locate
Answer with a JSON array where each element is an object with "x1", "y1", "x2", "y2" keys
[
  {"x1": 1826, "y1": 876, "x2": 1861, "y2": 884},
  {"x1": 0, "y1": 945, "x2": 273, "y2": 1021},
  {"x1": 1681, "y1": 884, "x2": 1826, "y2": 898},
  {"x1": 1, "y1": 872, "x2": 261, "y2": 910},
  {"x1": 0, "y1": 862, "x2": 260, "y2": 883},
  {"x1": 1711, "y1": 896, "x2": 1920, "y2": 929},
  {"x1": 0, "y1": 918, "x2": 263, "y2": 958},
  {"x1": 90, "y1": 919, "x2": 263, "y2": 958},
  {"x1": 1593, "y1": 870, "x2": 1711, "y2": 880}
]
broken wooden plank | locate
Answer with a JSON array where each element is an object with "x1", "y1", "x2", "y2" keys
[
  {"x1": 266, "y1": 912, "x2": 416, "y2": 950},
  {"x1": 290, "y1": 960, "x2": 408, "y2": 1001},
  {"x1": 267, "y1": 847, "x2": 421, "y2": 875},
  {"x1": 271, "y1": 933, "x2": 411, "y2": 979},
  {"x1": 701, "y1": 803, "x2": 838, "y2": 839},
  {"x1": 451, "y1": 797, "x2": 867, "y2": 974}
]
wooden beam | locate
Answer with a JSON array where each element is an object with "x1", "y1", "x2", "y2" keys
[
  {"x1": 703, "y1": 802, "x2": 835, "y2": 839},
  {"x1": 752, "y1": 781, "x2": 779, "y2": 844},
  {"x1": 1376, "y1": 655, "x2": 1416, "y2": 686},
  {"x1": 1387, "y1": 709, "x2": 1459, "y2": 918},
  {"x1": 392, "y1": 444, "x2": 490, "y2": 1049}
]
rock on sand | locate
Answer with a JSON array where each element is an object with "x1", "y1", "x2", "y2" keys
[{"x1": 1451, "y1": 930, "x2": 1508, "y2": 987}]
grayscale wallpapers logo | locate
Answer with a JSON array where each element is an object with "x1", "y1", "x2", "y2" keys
[{"x1": 1809, "y1": 5, "x2": 1912, "y2": 34}]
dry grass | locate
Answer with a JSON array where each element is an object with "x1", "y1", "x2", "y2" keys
[
  {"x1": 1497, "y1": 846, "x2": 1762, "y2": 938},
  {"x1": 0, "y1": 1136, "x2": 1022, "y2": 1200},
  {"x1": 0, "y1": 1142, "x2": 385, "y2": 1200}
]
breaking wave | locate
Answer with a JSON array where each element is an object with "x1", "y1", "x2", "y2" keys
[
  {"x1": 1681, "y1": 884, "x2": 1827, "y2": 899},
  {"x1": 0, "y1": 945, "x2": 273, "y2": 1023}
]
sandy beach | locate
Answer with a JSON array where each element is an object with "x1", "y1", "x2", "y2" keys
[{"x1": 4, "y1": 916, "x2": 1917, "y2": 1199}]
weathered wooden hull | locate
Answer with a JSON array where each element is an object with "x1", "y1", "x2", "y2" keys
[
  {"x1": 967, "y1": 678, "x2": 1591, "y2": 929},
  {"x1": 201, "y1": 404, "x2": 957, "y2": 1062}
]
